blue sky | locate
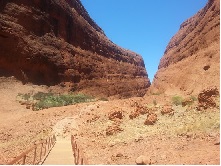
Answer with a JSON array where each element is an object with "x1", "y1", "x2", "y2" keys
[{"x1": 81, "y1": 0, "x2": 208, "y2": 82}]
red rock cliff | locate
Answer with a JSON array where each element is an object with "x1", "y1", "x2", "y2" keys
[
  {"x1": 0, "y1": 0, "x2": 150, "y2": 98},
  {"x1": 150, "y1": 0, "x2": 220, "y2": 96}
]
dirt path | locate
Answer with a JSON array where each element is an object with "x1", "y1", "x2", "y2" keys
[
  {"x1": 42, "y1": 117, "x2": 80, "y2": 165},
  {"x1": 42, "y1": 138, "x2": 74, "y2": 165}
]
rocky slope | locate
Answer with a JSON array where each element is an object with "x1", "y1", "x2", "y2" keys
[
  {"x1": 0, "y1": 0, "x2": 150, "y2": 98},
  {"x1": 150, "y1": 0, "x2": 220, "y2": 96}
]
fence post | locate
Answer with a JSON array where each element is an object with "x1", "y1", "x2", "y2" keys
[
  {"x1": 74, "y1": 143, "x2": 77, "y2": 164},
  {"x1": 39, "y1": 143, "x2": 43, "y2": 162},
  {"x1": 77, "y1": 148, "x2": 80, "y2": 165},
  {"x1": 22, "y1": 155, "x2": 26, "y2": 165},
  {"x1": 44, "y1": 139, "x2": 48, "y2": 157},
  {"x1": 48, "y1": 137, "x2": 50, "y2": 150}
]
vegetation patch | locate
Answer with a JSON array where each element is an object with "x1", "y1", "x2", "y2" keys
[
  {"x1": 172, "y1": 96, "x2": 183, "y2": 106},
  {"x1": 17, "y1": 92, "x2": 95, "y2": 111}
]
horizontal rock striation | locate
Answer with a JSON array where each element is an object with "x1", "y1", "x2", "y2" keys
[
  {"x1": 150, "y1": 0, "x2": 220, "y2": 96},
  {"x1": 0, "y1": 0, "x2": 150, "y2": 98}
]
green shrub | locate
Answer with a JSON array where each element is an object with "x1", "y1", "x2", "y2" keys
[
  {"x1": 17, "y1": 93, "x2": 31, "y2": 101},
  {"x1": 17, "y1": 92, "x2": 94, "y2": 111},
  {"x1": 33, "y1": 93, "x2": 94, "y2": 111},
  {"x1": 33, "y1": 92, "x2": 53, "y2": 100},
  {"x1": 172, "y1": 96, "x2": 183, "y2": 106}
]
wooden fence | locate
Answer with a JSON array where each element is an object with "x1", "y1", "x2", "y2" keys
[
  {"x1": 6, "y1": 135, "x2": 56, "y2": 165},
  {"x1": 71, "y1": 135, "x2": 88, "y2": 165}
]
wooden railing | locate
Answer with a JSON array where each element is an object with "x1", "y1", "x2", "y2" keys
[
  {"x1": 71, "y1": 135, "x2": 88, "y2": 165},
  {"x1": 6, "y1": 135, "x2": 56, "y2": 165}
]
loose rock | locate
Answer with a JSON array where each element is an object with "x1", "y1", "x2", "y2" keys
[
  {"x1": 197, "y1": 87, "x2": 219, "y2": 110},
  {"x1": 161, "y1": 104, "x2": 174, "y2": 115},
  {"x1": 144, "y1": 113, "x2": 157, "y2": 125},
  {"x1": 135, "y1": 155, "x2": 152, "y2": 165},
  {"x1": 108, "y1": 110, "x2": 123, "y2": 121},
  {"x1": 106, "y1": 124, "x2": 123, "y2": 136}
]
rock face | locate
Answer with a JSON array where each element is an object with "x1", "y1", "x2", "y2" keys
[
  {"x1": 150, "y1": 0, "x2": 220, "y2": 96},
  {"x1": 0, "y1": 0, "x2": 150, "y2": 98}
]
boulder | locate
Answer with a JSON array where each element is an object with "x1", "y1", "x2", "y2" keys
[
  {"x1": 197, "y1": 87, "x2": 219, "y2": 110},
  {"x1": 144, "y1": 113, "x2": 157, "y2": 125},
  {"x1": 108, "y1": 110, "x2": 123, "y2": 121},
  {"x1": 161, "y1": 105, "x2": 174, "y2": 115}
]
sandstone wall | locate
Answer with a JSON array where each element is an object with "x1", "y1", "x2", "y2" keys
[
  {"x1": 0, "y1": 0, "x2": 150, "y2": 98},
  {"x1": 150, "y1": 0, "x2": 220, "y2": 96}
]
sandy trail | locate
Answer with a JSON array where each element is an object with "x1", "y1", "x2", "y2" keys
[{"x1": 42, "y1": 117, "x2": 78, "y2": 165}]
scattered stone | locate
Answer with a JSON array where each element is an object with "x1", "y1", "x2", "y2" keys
[
  {"x1": 135, "y1": 155, "x2": 152, "y2": 165},
  {"x1": 86, "y1": 114, "x2": 100, "y2": 123},
  {"x1": 186, "y1": 132, "x2": 194, "y2": 138},
  {"x1": 129, "y1": 111, "x2": 140, "y2": 119},
  {"x1": 197, "y1": 87, "x2": 219, "y2": 110},
  {"x1": 129, "y1": 104, "x2": 150, "y2": 119},
  {"x1": 131, "y1": 101, "x2": 139, "y2": 107},
  {"x1": 144, "y1": 113, "x2": 157, "y2": 125},
  {"x1": 137, "y1": 105, "x2": 149, "y2": 115},
  {"x1": 135, "y1": 136, "x2": 144, "y2": 142},
  {"x1": 106, "y1": 124, "x2": 123, "y2": 136},
  {"x1": 161, "y1": 104, "x2": 174, "y2": 115},
  {"x1": 116, "y1": 153, "x2": 124, "y2": 157},
  {"x1": 108, "y1": 110, "x2": 123, "y2": 121},
  {"x1": 129, "y1": 103, "x2": 150, "y2": 119}
]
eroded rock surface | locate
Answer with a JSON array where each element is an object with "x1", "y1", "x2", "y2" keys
[
  {"x1": 150, "y1": 0, "x2": 220, "y2": 96},
  {"x1": 0, "y1": 0, "x2": 150, "y2": 98}
]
